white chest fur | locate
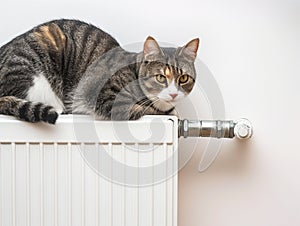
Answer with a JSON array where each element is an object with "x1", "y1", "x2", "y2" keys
[{"x1": 26, "y1": 74, "x2": 64, "y2": 113}]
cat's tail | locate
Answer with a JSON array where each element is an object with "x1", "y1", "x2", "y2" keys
[{"x1": 0, "y1": 96, "x2": 58, "y2": 124}]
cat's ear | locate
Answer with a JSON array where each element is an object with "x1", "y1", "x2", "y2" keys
[
  {"x1": 143, "y1": 36, "x2": 163, "y2": 59},
  {"x1": 180, "y1": 38, "x2": 200, "y2": 61}
]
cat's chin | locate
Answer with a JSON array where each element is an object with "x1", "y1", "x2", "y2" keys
[{"x1": 152, "y1": 99, "x2": 175, "y2": 112}]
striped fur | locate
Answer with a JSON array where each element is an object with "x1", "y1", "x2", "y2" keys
[
  {"x1": 0, "y1": 19, "x2": 199, "y2": 123},
  {"x1": 0, "y1": 96, "x2": 58, "y2": 124}
]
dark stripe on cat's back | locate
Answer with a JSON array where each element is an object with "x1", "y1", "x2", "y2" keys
[
  {"x1": 84, "y1": 32, "x2": 102, "y2": 69},
  {"x1": 3, "y1": 69, "x2": 32, "y2": 78},
  {"x1": 0, "y1": 48, "x2": 13, "y2": 66},
  {"x1": 67, "y1": 23, "x2": 86, "y2": 61},
  {"x1": 12, "y1": 50, "x2": 37, "y2": 68},
  {"x1": 54, "y1": 20, "x2": 120, "y2": 81},
  {"x1": 25, "y1": 35, "x2": 50, "y2": 68},
  {"x1": 80, "y1": 30, "x2": 105, "y2": 71},
  {"x1": 77, "y1": 24, "x2": 93, "y2": 59},
  {"x1": 56, "y1": 21, "x2": 84, "y2": 77},
  {"x1": 0, "y1": 36, "x2": 40, "y2": 70}
]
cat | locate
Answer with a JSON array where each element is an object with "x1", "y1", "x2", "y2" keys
[{"x1": 0, "y1": 19, "x2": 199, "y2": 124}]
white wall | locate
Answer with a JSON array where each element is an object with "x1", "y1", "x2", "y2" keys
[{"x1": 1, "y1": 0, "x2": 300, "y2": 225}]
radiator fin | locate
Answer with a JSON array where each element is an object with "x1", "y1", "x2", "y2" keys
[{"x1": 1, "y1": 141, "x2": 177, "y2": 226}]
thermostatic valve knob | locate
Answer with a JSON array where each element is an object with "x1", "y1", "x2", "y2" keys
[{"x1": 233, "y1": 118, "x2": 253, "y2": 139}]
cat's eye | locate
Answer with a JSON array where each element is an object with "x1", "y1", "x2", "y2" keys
[
  {"x1": 156, "y1": 74, "x2": 166, "y2": 83},
  {"x1": 179, "y1": 75, "x2": 189, "y2": 84}
]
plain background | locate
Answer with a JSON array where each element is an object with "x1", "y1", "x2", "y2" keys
[{"x1": 1, "y1": 0, "x2": 300, "y2": 225}]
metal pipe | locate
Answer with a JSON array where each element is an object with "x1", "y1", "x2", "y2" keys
[{"x1": 178, "y1": 118, "x2": 253, "y2": 139}]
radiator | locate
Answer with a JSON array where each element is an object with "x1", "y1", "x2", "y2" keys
[
  {"x1": 0, "y1": 115, "x2": 252, "y2": 226},
  {"x1": 0, "y1": 115, "x2": 178, "y2": 226}
]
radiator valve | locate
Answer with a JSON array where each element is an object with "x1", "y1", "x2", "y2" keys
[{"x1": 179, "y1": 118, "x2": 253, "y2": 139}]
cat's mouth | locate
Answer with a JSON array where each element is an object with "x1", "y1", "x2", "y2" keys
[
  {"x1": 166, "y1": 97, "x2": 181, "y2": 104},
  {"x1": 156, "y1": 96, "x2": 180, "y2": 105}
]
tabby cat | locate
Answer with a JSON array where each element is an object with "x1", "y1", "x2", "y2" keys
[{"x1": 0, "y1": 19, "x2": 199, "y2": 124}]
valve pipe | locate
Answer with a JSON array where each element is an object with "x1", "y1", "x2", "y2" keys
[{"x1": 178, "y1": 118, "x2": 253, "y2": 139}]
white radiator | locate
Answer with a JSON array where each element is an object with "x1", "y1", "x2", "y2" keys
[{"x1": 0, "y1": 115, "x2": 178, "y2": 226}]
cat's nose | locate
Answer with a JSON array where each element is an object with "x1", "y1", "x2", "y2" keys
[{"x1": 169, "y1": 93, "x2": 178, "y2": 99}]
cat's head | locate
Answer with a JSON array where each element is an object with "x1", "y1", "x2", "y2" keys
[{"x1": 138, "y1": 36, "x2": 199, "y2": 111}]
